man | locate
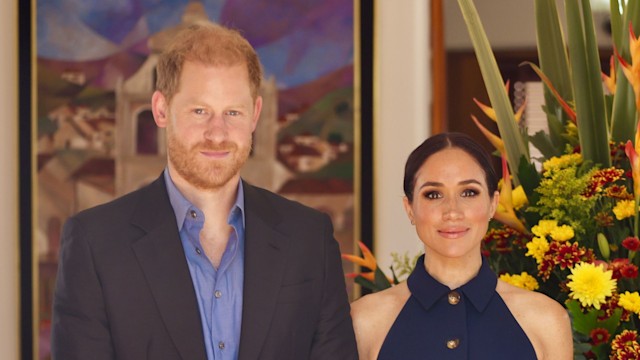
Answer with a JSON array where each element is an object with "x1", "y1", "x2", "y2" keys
[{"x1": 51, "y1": 23, "x2": 358, "y2": 360}]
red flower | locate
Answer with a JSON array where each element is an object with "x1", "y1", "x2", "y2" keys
[
  {"x1": 622, "y1": 237, "x2": 640, "y2": 252},
  {"x1": 610, "y1": 258, "x2": 631, "y2": 279},
  {"x1": 621, "y1": 263, "x2": 639, "y2": 279},
  {"x1": 590, "y1": 328, "x2": 610, "y2": 346},
  {"x1": 583, "y1": 167, "x2": 624, "y2": 197},
  {"x1": 611, "y1": 330, "x2": 640, "y2": 352},
  {"x1": 554, "y1": 242, "x2": 588, "y2": 269}
]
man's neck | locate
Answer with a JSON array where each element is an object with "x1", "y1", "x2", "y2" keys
[{"x1": 168, "y1": 168, "x2": 240, "y2": 223}]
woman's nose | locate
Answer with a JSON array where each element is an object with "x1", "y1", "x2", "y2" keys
[{"x1": 442, "y1": 198, "x2": 463, "y2": 220}]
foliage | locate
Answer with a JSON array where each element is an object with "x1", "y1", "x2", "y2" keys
[
  {"x1": 457, "y1": 0, "x2": 640, "y2": 357},
  {"x1": 344, "y1": 0, "x2": 640, "y2": 357}
]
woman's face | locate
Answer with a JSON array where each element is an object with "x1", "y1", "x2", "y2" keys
[{"x1": 403, "y1": 148, "x2": 499, "y2": 260}]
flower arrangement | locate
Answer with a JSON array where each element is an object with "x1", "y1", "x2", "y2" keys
[{"x1": 344, "y1": 0, "x2": 640, "y2": 358}]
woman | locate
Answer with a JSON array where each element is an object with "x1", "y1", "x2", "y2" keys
[{"x1": 351, "y1": 133, "x2": 572, "y2": 359}]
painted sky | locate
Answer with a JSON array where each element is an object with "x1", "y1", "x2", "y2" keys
[{"x1": 37, "y1": 0, "x2": 354, "y2": 89}]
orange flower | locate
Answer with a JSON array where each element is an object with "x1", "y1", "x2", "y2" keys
[
  {"x1": 602, "y1": 55, "x2": 617, "y2": 95},
  {"x1": 345, "y1": 272, "x2": 375, "y2": 282},
  {"x1": 342, "y1": 241, "x2": 377, "y2": 271},
  {"x1": 470, "y1": 115, "x2": 505, "y2": 155},
  {"x1": 524, "y1": 61, "x2": 577, "y2": 123},
  {"x1": 472, "y1": 81, "x2": 526, "y2": 124},
  {"x1": 616, "y1": 24, "x2": 640, "y2": 113},
  {"x1": 626, "y1": 143, "x2": 640, "y2": 202},
  {"x1": 493, "y1": 156, "x2": 527, "y2": 233}
]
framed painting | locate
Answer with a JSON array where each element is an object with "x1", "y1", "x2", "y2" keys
[{"x1": 19, "y1": 0, "x2": 374, "y2": 358}]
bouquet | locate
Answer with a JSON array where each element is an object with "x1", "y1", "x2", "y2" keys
[{"x1": 344, "y1": 0, "x2": 640, "y2": 358}]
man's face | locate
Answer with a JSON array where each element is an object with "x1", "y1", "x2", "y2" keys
[{"x1": 153, "y1": 60, "x2": 262, "y2": 191}]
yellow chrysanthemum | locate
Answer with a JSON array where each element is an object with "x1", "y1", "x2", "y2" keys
[
  {"x1": 512, "y1": 185, "x2": 528, "y2": 210},
  {"x1": 567, "y1": 262, "x2": 616, "y2": 310},
  {"x1": 542, "y1": 153, "x2": 582, "y2": 173},
  {"x1": 619, "y1": 291, "x2": 640, "y2": 315},
  {"x1": 549, "y1": 225, "x2": 574, "y2": 242},
  {"x1": 613, "y1": 199, "x2": 637, "y2": 220},
  {"x1": 531, "y1": 220, "x2": 558, "y2": 238},
  {"x1": 525, "y1": 237, "x2": 550, "y2": 264},
  {"x1": 499, "y1": 272, "x2": 539, "y2": 291}
]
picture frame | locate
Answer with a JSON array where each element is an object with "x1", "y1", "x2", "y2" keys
[{"x1": 19, "y1": 0, "x2": 374, "y2": 358}]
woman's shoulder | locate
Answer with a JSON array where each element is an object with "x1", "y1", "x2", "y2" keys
[
  {"x1": 497, "y1": 280, "x2": 567, "y2": 319},
  {"x1": 497, "y1": 280, "x2": 573, "y2": 359},
  {"x1": 350, "y1": 282, "x2": 411, "y2": 360},
  {"x1": 352, "y1": 282, "x2": 409, "y2": 311}
]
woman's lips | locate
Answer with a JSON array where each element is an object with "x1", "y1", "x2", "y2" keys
[{"x1": 438, "y1": 227, "x2": 469, "y2": 238}]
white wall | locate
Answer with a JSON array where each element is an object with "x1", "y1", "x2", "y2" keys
[
  {"x1": 373, "y1": 0, "x2": 430, "y2": 271},
  {"x1": 1, "y1": 0, "x2": 21, "y2": 358},
  {"x1": 444, "y1": 0, "x2": 612, "y2": 50}
]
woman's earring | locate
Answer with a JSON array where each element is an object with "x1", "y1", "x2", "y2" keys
[{"x1": 410, "y1": 219, "x2": 415, "y2": 225}]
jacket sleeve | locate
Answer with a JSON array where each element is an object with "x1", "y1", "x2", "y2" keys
[
  {"x1": 51, "y1": 217, "x2": 115, "y2": 360},
  {"x1": 309, "y1": 215, "x2": 359, "y2": 360}
]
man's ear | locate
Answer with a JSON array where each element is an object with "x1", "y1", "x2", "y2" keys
[
  {"x1": 251, "y1": 96, "x2": 263, "y2": 132},
  {"x1": 152, "y1": 91, "x2": 168, "y2": 128}
]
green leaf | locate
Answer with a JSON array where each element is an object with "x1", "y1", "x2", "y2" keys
[
  {"x1": 457, "y1": 0, "x2": 530, "y2": 183},
  {"x1": 566, "y1": 299, "x2": 598, "y2": 335},
  {"x1": 517, "y1": 155, "x2": 542, "y2": 196},
  {"x1": 543, "y1": 108, "x2": 571, "y2": 151},
  {"x1": 535, "y1": 0, "x2": 574, "y2": 127},
  {"x1": 565, "y1": 0, "x2": 611, "y2": 167},
  {"x1": 373, "y1": 267, "x2": 392, "y2": 290},
  {"x1": 599, "y1": 307, "x2": 622, "y2": 334},
  {"x1": 610, "y1": 0, "x2": 640, "y2": 143},
  {"x1": 354, "y1": 276, "x2": 377, "y2": 292},
  {"x1": 529, "y1": 130, "x2": 561, "y2": 159},
  {"x1": 611, "y1": 76, "x2": 638, "y2": 143},
  {"x1": 610, "y1": 0, "x2": 624, "y2": 51}
]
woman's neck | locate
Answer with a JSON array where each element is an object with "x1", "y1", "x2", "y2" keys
[{"x1": 422, "y1": 253, "x2": 482, "y2": 289}]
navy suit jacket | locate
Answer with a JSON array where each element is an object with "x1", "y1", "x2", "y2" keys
[{"x1": 51, "y1": 175, "x2": 358, "y2": 360}]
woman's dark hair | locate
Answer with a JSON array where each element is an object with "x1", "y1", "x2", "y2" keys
[{"x1": 403, "y1": 132, "x2": 498, "y2": 202}]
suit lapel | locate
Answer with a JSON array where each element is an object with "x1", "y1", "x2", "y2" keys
[
  {"x1": 130, "y1": 176, "x2": 207, "y2": 360},
  {"x1": 238, "y1": 183, "x2": 289, "y2": 360}
]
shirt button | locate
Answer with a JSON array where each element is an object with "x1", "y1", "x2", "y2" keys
[
  {"x1": 190, "y1": 210, "x2": 197, "y2": 218},
  {"x1": 214, "y1": 290, "x2": 222, "y2": 298},
  {"x1": 446, "y1": 338, "x2": 460, "y2": 349},
  {"x1": 195, "y1": 247, "x2": 202, "y2": 255},
  {"x1": 218, "y1": 341, "x2": 225, "y2": 350},
  {"x1": 448, "y1": 291, "x2": 461, "y2": 305}
]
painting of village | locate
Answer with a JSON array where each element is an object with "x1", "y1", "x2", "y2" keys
[{"x1": 34, "y1": 0, "x2": 357, "y2": 358}]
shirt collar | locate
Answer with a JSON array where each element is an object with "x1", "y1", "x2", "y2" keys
[
  {"x1": 407, "y1": 254, "x2": 497, "y2": 313},
  {"x1": 163, "y1": 168, "x2": 245, "y2": 230}
]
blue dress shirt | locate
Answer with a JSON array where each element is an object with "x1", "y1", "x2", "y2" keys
[{"x1": 164, "y1": 169, "x2": 245, "y2": 360}]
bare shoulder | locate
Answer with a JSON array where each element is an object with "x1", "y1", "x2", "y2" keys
[
  {"x1": 351, "y1": 283, "x2": 410, "y2": 360},
  {"x1": 497, "y1": 280, "x2": 573, "y2": 360}
]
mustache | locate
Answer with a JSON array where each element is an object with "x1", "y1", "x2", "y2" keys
[{"x1": 194, "y1": 140, "x2": 237, "y2": 152}]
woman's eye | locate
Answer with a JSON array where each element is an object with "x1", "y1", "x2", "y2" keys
[
  {"x1": 424, "y1": 191, "x2": 441, "y2": 200},
  {"x1": 461, "y1": 189, "x2": 478, "y2": 197}
]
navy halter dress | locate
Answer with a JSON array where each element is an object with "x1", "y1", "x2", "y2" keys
[{"x1": 377, "y1": 255, "x2": 537, "y2": 359}]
